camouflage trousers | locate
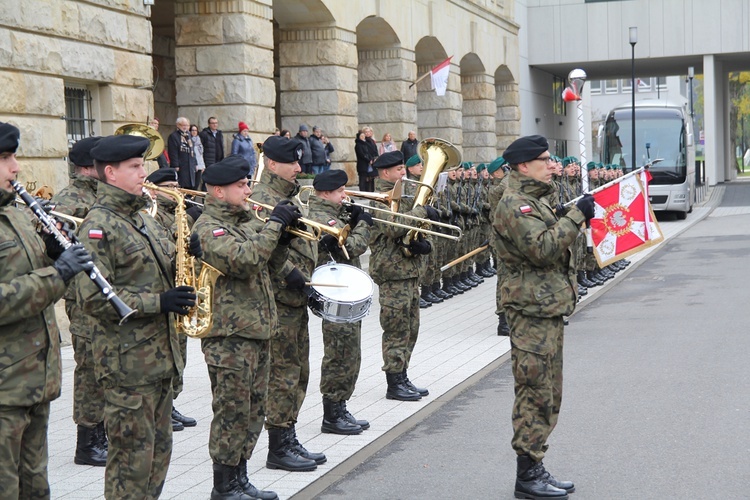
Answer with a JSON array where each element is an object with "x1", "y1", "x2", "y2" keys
[
  {"x1": 265, "y1": 304, "x2": 309, "y2": 429},
  {"x1": 506, "y1": 310, "x2": 564, "y2": 462},
  {"x1": 172, "y1": 334, "x2": 187, "y2": 399},
  {"x1": 103, "y1": 379, "x2": 173, "y2": 500},
  {"x1": 379, "y1": 277, "x2": 420, "y2": 373},
  {"x1": 72, "y1": 334, "x2": 105, "y2": 428},
  {"x1": 0, "y1": 403, "x2": 51, "y2": 499},
  {"x1": 202, "y1": 336, "x2": 269, "y2": 465},
  {"x1": 320, "y1": 319, "x2": 362, "y2": 401}
]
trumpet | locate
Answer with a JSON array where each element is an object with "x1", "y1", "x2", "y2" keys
[{"x1": 15, "y1": 197, "x2": 85, "y2": 231}]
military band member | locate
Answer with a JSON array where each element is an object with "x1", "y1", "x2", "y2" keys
[
  {"x1": 307, "y1": 169, "x2": 373, "y2": 435},
  {"x1": 0, "y1": 122, "x2": 93, "y2": 498},
  {"x1": 369, "y1": 151, "x2": 438, "y2": 401},
  {"x1": 251, "y1": 136, "x2": 326, "y2": 472},
  {"x1": 194, "y1": 155, "x2": 299, "y2": 500},
  {"x1": 76, "y1": 134, "x2": 199, "y2": 499},
  {"x1": 494, "y1": 135, "x2": 594, "y2": 499}
]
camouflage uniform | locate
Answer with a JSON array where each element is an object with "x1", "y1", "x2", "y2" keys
[
  {"x1": 0, "y1": 189, "x2": 67, "y2": 499},
  {"x1": 193, "y1": 196, "x2": 287, "y2": 466},
  {"x1": 249, "y1": 168, "x2": 317, "y2": 429},
  {"x1": 493, "y1": 170, "x2": 585, "y2": 461},
  {"x1": 489, "y1": 174, "x2": 510, "y2": 315},
  {"x1": 307, "y1": 196, "x2": 371, "y2": 401},
  {"x1": 369, "y1": 177, "x2": 429, "y2": 373},
  {"x1": 76, "y1": 182, "x2": 183, "y2": 499},
  {"x1": 51, "y1": 174, "x2": 104, "y2": 429}
]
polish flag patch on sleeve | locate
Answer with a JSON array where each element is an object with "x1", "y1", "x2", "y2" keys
[
  {"x1": 327, "y1": 219, "x2": 337, "y2": 226},
  {"x1": 212, "y1": 228, "x2": 226, "y2": 237},
  {"x1": 519, "y1": 205, "x2": 533, "y2": 214},
  {"x1": 88, "y1": 229, "x2": 104, "y2": 239}
]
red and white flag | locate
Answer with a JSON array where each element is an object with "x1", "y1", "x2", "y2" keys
[
  {"x1": 430, "y1": 56, "x2": 452, "y2": 96},
  {"x1": 589, "y1": 173, "x2": 663, "y2": 266}
]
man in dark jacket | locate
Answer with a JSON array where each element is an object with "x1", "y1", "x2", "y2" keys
[
  {"x1": 295, "y1": 125, "x2": 312, "y2": 174},
  {"x1": 199, "y1": 117, "x2": 225, "y2": 169},
  {"x1": 309, "y1": 126, "x2": 328, "y2": 175},
  {"x1": 400, "y1": 130, "x2": 419, "y2": 160},
  {"x1": 167, "y1": 117, "x2": 197, "y2": 189}
]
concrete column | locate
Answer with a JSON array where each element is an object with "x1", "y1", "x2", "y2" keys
[
  {"x1": 495, "y1": 81, "x2": 521, "y2": 154},
  {"x1": 279, "y1": 26, "x2": 358, "y2": 178},
  {"x1": 358, "y1": 48, "x2": 417, "y2": 147},
  {"x1": 174, "y1": 0, "x2": 275, "y2": 144},
  {"x1": 703, "y1": 55, "x2": 729, "y2": 185},
  {"x1": 461, "y1": 74, "x2": 496, "y2": 163},
  {"x1": 416, "y1": 62, "x2": 463, "y2": 149}
]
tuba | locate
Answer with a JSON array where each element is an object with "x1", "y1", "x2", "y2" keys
[
  {"x1": 115, "y1": 123, "x2": 165, "y2": 161},
  {"x1": 142, "y1": 181, "x2": 224, "y2": 338}
]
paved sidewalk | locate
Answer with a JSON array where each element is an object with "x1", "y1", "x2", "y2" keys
[{"x1": 45, "y1": 188, "x2": 718, "y2": 499}]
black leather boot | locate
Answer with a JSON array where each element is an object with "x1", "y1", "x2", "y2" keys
[
  {"x1": 385, "y1": 372, "x2": 421, "y2": 401},
  {"x1": 586, "y1": 271, "x2": 604, "y2": 286},
  {"x1": 237, "y1": 458, "x2": 278, "y2": 500},
  {"x1": 172, "y1": 406, "x2": 197, "y2": 427},
  {"x1": 577, "y1": 284, "x2": 588, "y2": 297},
  {"x1": 322, "y1": 398, "x2": 362, "y2": 435},
  {"x1": 448, "y1": 277, "x2": 465, "y2": 294},
  {"x1": 96, "y1": 421, "x2": 108, "y2": 450},
  {"x1": 537, "y1": 461, "x2": 575, "y2": 493},
  {"x1": 497, "y1": 313, "x2": 510, "y2": 336},
  {"x1": 74, "y1": 425, "x2": 107, "y2": 466},
  {"x1": 265, "y1": 428, "x2": 317, "y2": 472},
  {"x1": 459, "y1": 272, "x2": 477, "y2": 288},
  {"x1": 289, "y1": 425, "x2": 327, "y2": 465},
  {"x1": 514, "y1": 455, "x2": 569, "y2": 499},
  {"x1": 211, "y1": 462, "x2": 254, "y2": 500},
  {"x1": 402, "y1": 369, "x2": 428, "y2": 396},
  {"x1": 478, "y1": 260, "x2": 494, "y2": 277},
  {"x1": 423, "y1": 288, "x2": 443, "y2": 304},
  {"x1": 419, "y1": 297, "x2": 432, "y2": 308},
  {"x1": 577, "y1": 270, "x2": 593, "y2": 288},
  {"x1": 468, "y1": 268, "x2": 484, "y2": 283},
  {"x1": 340, "y1": 401, "x2": 369, "y2": 430},
  {"x1": 433, "y1": 282, "x2": 452, "y2": 300}
]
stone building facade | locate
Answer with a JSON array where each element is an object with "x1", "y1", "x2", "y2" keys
[{"x1": 1, "y1": 0, "x2": 520, "y2": 192}]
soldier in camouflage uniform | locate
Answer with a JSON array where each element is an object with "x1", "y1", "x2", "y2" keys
[
  {"x1": 143, "y1": 168, "x2": 199, "y2": 432},
  {"x1": 194, "y1": 155, "x2": 297, "y2": 500},
  {"x1": 50, "y1": 136, "x2": 109, "y2": 466},
  {"x1": 307, "y1": 169, "x2": 373, "y2": 435},
  {"x1": 76, "y1": 135, "x2": 198, "y2": 499},
  {"x1": 250, "y1": 136, "x2": 325, "y2": 472},
  {"x1": 369, "y1": 151, "x2": 438, "y2": 401},
  {"x1": 0, "y1": 122, "x2": 93, "y2": 499},
  {"x1": 493, "y1": 135, "x2": 594, "y2": 499},
  {"x1": 488, "y1": 157, "x2": 511, "y2": 336},
  {"x1": 475, "y1": 164, "x2": 496, "y2": 278}
]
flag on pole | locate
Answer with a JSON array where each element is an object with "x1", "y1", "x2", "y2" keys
[
  {"x1": 430, "y1": 56, "x2": 452, "y2": 96},
  {"x1": 589, "y1": 173, "x2": 663, "y2": 266}
]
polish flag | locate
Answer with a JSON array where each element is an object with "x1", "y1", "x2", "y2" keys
[{"x1": 430, "y1": 57, "x2": 452, "y2": 96}]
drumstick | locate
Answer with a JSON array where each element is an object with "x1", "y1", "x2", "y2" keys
[{"x1": 306, "y1": 282, "x2": 348, "y2": 288}]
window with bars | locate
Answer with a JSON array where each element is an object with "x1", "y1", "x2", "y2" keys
[
  {"x1": 553, "y1": 76, "x2": 566, "y2": 116},
  {"x1": 64, "y1": 85, "x2": 95, "y2": 143}
]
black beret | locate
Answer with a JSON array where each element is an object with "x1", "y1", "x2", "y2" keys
[
  {"x1": 263, "y1": 136, "x2": 304, "y2": 163},
  {"x1": 313, "y1": 169, "x2": 348, "y2": 191},
  {"x1": 0, "y1": 122, "x2": 20, "y2": 154},
  {"x1": 202, "y1": 154, "x2": 251, "y2": 186},
  {"x1": 68, "y1": 136, "x2": 102, "y2": 167},
  {"x1": 91, "y1": 135, "x2": 150, "y2": 163},
  {"x1": 502, "y1": 135, "x2": 549, "y2": 165},
  {"x1": 372, "y1": 150, "x2": 404, "y2": 169},
  {"x1": 146, "y1": 168, "x2": 178, "y2": 185}
]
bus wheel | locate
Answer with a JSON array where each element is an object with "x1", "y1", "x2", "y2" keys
[{"x1": 676, "y1": 210, "x2": 687, "y2": 220}]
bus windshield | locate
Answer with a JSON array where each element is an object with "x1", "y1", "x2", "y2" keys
[{"x1": 602, "y1": 108, "x2": 686, "y2": 183}]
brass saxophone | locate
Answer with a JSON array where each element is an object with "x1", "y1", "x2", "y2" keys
[{"x1": 142, "y1": 181, "x2": 224, "y2": 338}]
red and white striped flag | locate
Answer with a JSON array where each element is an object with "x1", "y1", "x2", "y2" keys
[
  {"x1": 430, "y1": 57, "x2": 452, "y2": 96},
  {"x1": 589, "y1": 173, "x2": 663, "y2": 266}
]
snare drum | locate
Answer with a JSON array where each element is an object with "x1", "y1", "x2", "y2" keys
[{"x1": 308, "y1": 263, "x2": 374, "y2": 324}]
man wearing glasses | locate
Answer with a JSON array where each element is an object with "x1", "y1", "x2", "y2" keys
[
  {"x1": 493, "y1": 135, "x2": 595, "y2": 499},
  {"x1": 200, "y1": 117, "x2": 225, "y2": 169}
]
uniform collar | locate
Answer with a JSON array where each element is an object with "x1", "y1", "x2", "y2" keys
[
  {"x1": 260, "y1": 167, "x2": 299, "y2": 198},
  {"x1": 0, "y1": 188, "x2": 14, "y2": 207},
  {"x1": 72, "y1": 173, "x2": 99, "y2": 194},
  {"x1": 204, "y1": 195, "x2": 251, "y2": 223},
  {"x1": 95, "y1": 181, "x2": 151, "y2": 215},
  {"x1": 507, "y1": 170, "x2": 553, "y2": 198},
  {"x1": 308, "y1": 195, "x2": 345, "y2": 216}
]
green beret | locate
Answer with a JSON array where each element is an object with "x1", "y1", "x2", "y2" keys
[
  {"x1": 487, "y1": 157, "x2": 506, "y2": 174},
  {"x1": 586, "y1": 161, "x2": 597, "y2": 171},
  {"x1": 461, "y1": 161, "x2": 473, "y2": 170},
  {"x1": 475, "y1": 163, "x2": 486, "y2": 173},
  {"x1": 405, "y1": 155, "x2": 421, "y2": 168},
  {"x1": 561, "y1": 156, "x2": 573, "y2": 167}
]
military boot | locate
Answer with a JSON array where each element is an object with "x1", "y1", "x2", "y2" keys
[
  {"x1": 423, "y1": 286, "x2": 443, "y2": 304},
  {"x1": 468, "y1": 268, "x2": 485, "y2": 283},
  {"x1": 340, "y1": 401, "x2": 370, "y2": 430},
  {"x1": 486, "y1": 259, "x2": 497, "y2": 275},
  {"x1": 289, "y1": 425, "x2": 327, "y2": 464},
  {"x1": 95, "y1": 420, "x2": 108, "y2": 450},
  {"x1": 418, "y1": 297, "x2": 432, "y2": 308},
  {"x1": 385, "y1": 372, "x2": 421, "y2": 401},
  {"x1": 433, "y1": 281, "x2": 452, "y2": 300},
  {"x1": 586, "y1": 271, "x2": 604, "y2": 286},
  {"x1": 237, "y1": 458, "x2": 278, "y2": 500},
  {"x1": 210, "y1": 462, "x2": 254, "y2": 500},
  {"x1": 459, "y1": 272, "x2": 477, "y2": 288},
  {"x1": 497, "y1": 313, "x2": 511, "y2": 336},
  {"x1": 478, "y1": 260, "x2": 495, "y2": 277},
  {"x1": 448, "y1": 276, "x2": 466, "y2": 293},
  {"x1": 577, "y1": 270, "x2": 595, "y2": 288},
  {"x1": 265, "y1": 428, "x2": 317, "y2": 472},
  {"x1": 74, "y1": 425, "x2": 107, "y2": 466},
  {"x1": 514, "y1": 455, "x2": 569, "y2": 499},
  {"x1": 402, "y1": 369, "x2": 429, "y2": 396},
  {"x1": 537, "y1": 461, "x2": 575, "y2": 493},
  {"x1": 172, "y1": 406, "x2": 197, "y2": 427},
  {"x1": 321, "y1": 398, "x2": 362, "y2": 435},
  {"x1": 577, "y1": 284, "x2": 588, "y2": 297}
]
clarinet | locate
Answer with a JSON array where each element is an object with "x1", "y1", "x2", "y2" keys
[{"x1": 12, "y1": 180, "x2": 137, "y2": 325}]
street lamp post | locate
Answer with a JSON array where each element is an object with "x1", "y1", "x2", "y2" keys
[
  {"x1": 688, "y1": 66, "x2": 695, "y2": 119},
  {"x1": 629, "y1": 27, "x2": 638, "y2": 172}
]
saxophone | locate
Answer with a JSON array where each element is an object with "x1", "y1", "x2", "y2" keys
[{"x1": 142, "y1": 181, "x2": 224, "y2": 338}]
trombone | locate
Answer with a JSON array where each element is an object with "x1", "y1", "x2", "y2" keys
[{"x1": 16, "y1": 197, "x2": 85, "y2": 232}]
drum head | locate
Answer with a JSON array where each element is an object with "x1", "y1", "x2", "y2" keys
[{"x1": 310, "y1": 264, "x2": 373, "y2": 302}]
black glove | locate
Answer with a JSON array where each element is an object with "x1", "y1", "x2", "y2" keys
[
  {"x1": 347, "y1": 203, "x2": 363, "y2": 221},
  {"x1": 188, "y1": 232, "x2": 203, "y2": 259},
  {"x1": 424, "y1": 205, "x2": 440, "y2": 222},
  {"x1": 269, "y1": 200, "x2": 302, "y2": 230},
  {"x1": 160, "y1": 285, "x2": 197, "y2": 315},
  {"x1": 320, "y1": 234, "x2": 339, "y2": 253},
  {"x1": 554, "y1": 204, "x2": 569, "y2": 216},
  {"x1": 186, "y1": 205, "x2": 203, "y2": 222},
  {"x1": 278, "y1": 229, "x2": 297, "y2": 246},
  {"x1": 407, "y1": 239, "x2": 432, "y2": 255},
  {"x1": 43, "y1": 232, "x2": 65, "y2": 260},
  {"x1": 53, "y1": 244, "x2": 94, "y2": 284},
  {"x1": 575, "y1": 194, "x2": 596, "y2": 221},
  {"x1": 285, "y1": 268, "x2": 306, "y2": 291},
  {"x1": 35, "y1": 197, "x2": 54, "y2": 214}
]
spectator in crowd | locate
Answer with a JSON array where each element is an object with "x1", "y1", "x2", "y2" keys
[
  {"x1": 167, "y1": 117, "x2": 197, "y2": 189},
  {"x1": 199, "y1": 116, "x2": 225, "y2": 169},
  {"x1": 295, "y1": 125, "x2": 313, "y2": 174},
  {"x1": 149, "y1": 117, "x2": 170, "y2": 169},
  {"x1": 310, "y1": 126, "x2": 328, "y2": 174},
  {"x1": 378, "y1": 133, "x2": 397, "y2": 155},
  {"x1": 401, "y1": 130, "x2": 419, "y2": 160},
  {"x1": 322, "y1": 134, "x2": 334, "y2": 170},
  {"x1": 190, "y1": 125, "x2": 205, "y2": 189},
  {"x1": 273, "y1": 128, "x2": 281, "y2": 136},
  {"x1": 355, "y1": 130, "x2": 376, "y2": 192},
  {"x1": 363, "y1": 126, "x2": 379, "y2": 164},
  {"x1": 231, "y1": 121, "x2": 258, "y2": 178},
  {"x1": 280, "y1": 129, "x2": 291, "y2": 138}
]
